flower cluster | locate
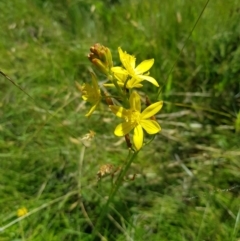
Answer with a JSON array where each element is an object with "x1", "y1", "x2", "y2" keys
[{"x1": 76, "y1": 44, "x2": 163, "y2": 151}]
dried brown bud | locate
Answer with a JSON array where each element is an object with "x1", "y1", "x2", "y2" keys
[
  {"x1": 97, "y1": 164, "x2": 121, "y2": 181},
  {"x1": 104, "y1": 92, "x2": 113, "y2": 105},
  {"x1": 145, "y1": 96, "x2": 151, "y2": 106},
  {"x1": 125, "y1": 134, "x2": 132, "y2": 149}
]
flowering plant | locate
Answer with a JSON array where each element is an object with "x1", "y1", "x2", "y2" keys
[{"x1": 77, "y1": 44, "x2": 163, "y2": 152}]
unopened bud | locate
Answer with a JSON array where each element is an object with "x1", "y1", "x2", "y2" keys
[{"x1": 88, "y1": 43, "x2": 113, "y2": 76}]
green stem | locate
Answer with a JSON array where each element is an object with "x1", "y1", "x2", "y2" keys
[
  {"x1": 112, "y1": 151, "x2": 138, "y2": 193},
  {"x1": 93, "y1": 150, "x2": 139, "y2": 236}
]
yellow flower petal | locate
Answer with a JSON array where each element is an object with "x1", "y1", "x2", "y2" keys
[
  {"x1": 85, "y1": 102, "x2": 98, "y2": 117},
  {"x1": 129, "y1": 91, "x2": 141, "y2": 112},
  {"x1": 137, "y1": 75, "x2": 159, "y2": 87},
  {"x1": 118, "y1": 47, "x2": 125, "y2": 65},
  {"x1": 111, "y1": 66, "x2": 128, "y2": 75},
  {"x1": 140, "y1": 120, "x2": 161, "y2": 134},
  {"x1": 133, "y1": 124, "x2": 143, "y2": 150},
  {"x1": 135, "y1": 59, "x2": 154, "y2": 74},
  {"x1": 109, "y1": 105, "x2": 128, "y2": 118},
  {"x1": 118, "y1": 47, "x2": 136, "y2": 70},
  {"x1": 126, "y1": 78, "x2": 143, "y2": 88},
  {"x1": 114, "y1": 122, "x2": 135, "y2": 136},
  {"x1": 141, "y1": 101, "x2": 163, "y2": 119},
  {"x1": 113, "y1": 72, "x2": 128, "y2": 84},
  {"x1": 128, "y1": 55, "x2": 136, "y2": 70}
]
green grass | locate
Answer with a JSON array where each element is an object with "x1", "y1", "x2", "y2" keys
[{"x1": 0, "y1": 0, "x2": 240, "y2": 240}]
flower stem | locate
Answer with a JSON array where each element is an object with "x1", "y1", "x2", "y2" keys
[{"x1": 93, "y1": 150, "x2": 139, "y2": 236}]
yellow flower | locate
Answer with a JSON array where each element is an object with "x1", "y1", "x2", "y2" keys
[
  {"x1": 17, "y1": 207, "x2": 28, "y2": 217},
  {"x1": 111, "y1": 47, "x2": 159, "y2": 89},
  {"x1": 76, "y1": 72, "x2": 101, "y2": 117},
  {"x1": 109, "y1": 91, "x2": 163, "y2": 150},
  {"x1": 104, "y1": 71, "x2": 143, "y2": 89}
]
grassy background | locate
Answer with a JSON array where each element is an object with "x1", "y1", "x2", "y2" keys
[{"x1": 0, "y1": 0, "x2": 240, "y2": 240}]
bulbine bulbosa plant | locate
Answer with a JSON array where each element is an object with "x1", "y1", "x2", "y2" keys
[{"x1": 76, "y1": 44, "x2": 163, "y2": 183}]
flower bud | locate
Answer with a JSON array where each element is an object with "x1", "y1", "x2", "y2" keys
[{"x1": 88, "y1": 43, "x2": 113, "y2": 76}]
